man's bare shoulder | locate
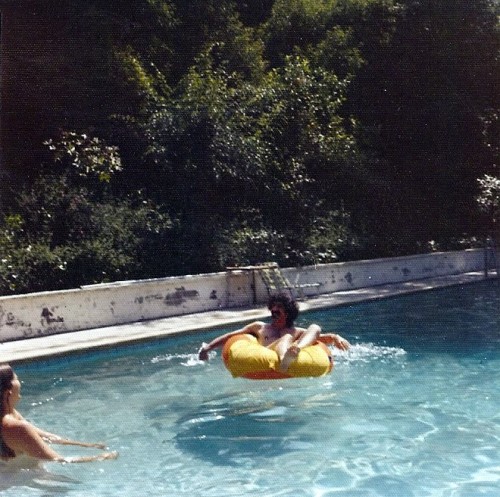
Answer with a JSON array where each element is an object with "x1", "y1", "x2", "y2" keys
[{"x1": 242, "y1": 321, "x2": 266, "y2": 333}]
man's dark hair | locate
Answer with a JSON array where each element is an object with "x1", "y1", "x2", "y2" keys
[{"x1": 267, "y1": 293, "x2": 299, "y2": 327}]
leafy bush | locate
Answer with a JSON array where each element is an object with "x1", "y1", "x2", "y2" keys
[
  {"x1": 0, "y1": 132, "x2": 173, "y2": 295},
  {"x1": 45, "y1": 131, "x2": 122, "y2": 183},
  {"x1": 213, "y1": 209, "x2": 363, "y2": 269},
  {"x1": 215, "y1": 221, "x2": 291, "y2": 268},
  {"x1": 477, "y1": 174, "x2": 500, "y2": 224},
  {"x1": 0, "y1": 197, "x2": 174, "y2": 295}
]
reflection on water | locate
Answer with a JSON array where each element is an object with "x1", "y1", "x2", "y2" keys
[
  {"x1": 174, "y1": 400, "x2": 305, "y2": 466},
  {"x1": 0, "y1": 456, "x2": 78, "y2": 494}
]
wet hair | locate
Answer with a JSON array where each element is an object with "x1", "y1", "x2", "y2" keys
[
  {"x1": 267, "y1": 293, "x2": 299, "y2": 327},
  {"x1": 0, "y1": 364, "x2": 16, "y2": 458}
]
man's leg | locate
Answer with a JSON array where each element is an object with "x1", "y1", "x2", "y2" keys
[
  {"x1": 268, "y1": 334, "x2": 298, "y2": 372},
  {"x1": 276, "y1": 325, "x2": 322, "y2": 372}
]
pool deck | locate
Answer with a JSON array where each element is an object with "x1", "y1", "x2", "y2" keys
[{"x1": 0, "y1": 271, "x2": 494, "y2": 364}]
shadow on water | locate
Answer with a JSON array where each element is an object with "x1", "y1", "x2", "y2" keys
[
  {"x1": 174, "y1": 397, "x2": 307, "y2": 466},
  {"x1": 0, "y1": 462, "x2": 78, "y2": 495}
]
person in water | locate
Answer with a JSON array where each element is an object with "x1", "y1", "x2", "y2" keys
[
  {"x1": 0, "y1": 364, "x2": 118, "y2": 463},
  {"x1": 198, "y1": 293, "x2": 350, "y2": 372}
]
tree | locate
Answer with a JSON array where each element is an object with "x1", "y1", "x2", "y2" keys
[
  {"x1": 141, "y1": 48, "x2": 367, "y2": 268},
  {"x1": 0, "y1": 132, "x2": 173, "y2": 294},
  {"x1": 351, "y1": 0, "x2": 499, "y2": 248},
  {"x1": 262, "y1": 0, "x2": 337, "y2": 67}
]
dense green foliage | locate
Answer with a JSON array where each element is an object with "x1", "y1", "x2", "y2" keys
[{"x1": 1, "y1": 0, "x2": 498, "y2": 294}]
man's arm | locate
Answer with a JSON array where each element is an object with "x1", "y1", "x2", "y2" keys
[
  {"x1": 293, "y1": 324, "x2": 322, "y2": 349},
  {"x1": 318, "y1": 333, "x2": 350, "y2": 351},
  {"x1": 198, "y1": 321, "x2": 265, "y2": 360}
]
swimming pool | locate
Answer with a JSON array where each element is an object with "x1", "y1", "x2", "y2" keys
[{"x1": 2, "y1": 281, "x2": 499, "y2": 497}]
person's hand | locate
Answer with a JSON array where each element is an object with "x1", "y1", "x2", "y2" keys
[
  {"x1": 321, "y1": 334, "x2": 350, "y2": 351},
  {"x1": 99, "y1": 451, "x2": 119, "y2": 460},
  {"x1": 198, "y1": 343, "x2": 210, "y2": 361},
  {"x1": 332, "y1": 334, "x2": 350, "y2": 351},
  {"x1": 89, "y1": 442, "x2": 107, "y2": 449}
]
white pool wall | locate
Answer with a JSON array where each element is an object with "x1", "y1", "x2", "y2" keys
[{"x1": 0, "y1": 248, "x2": 495, "y2": 342}]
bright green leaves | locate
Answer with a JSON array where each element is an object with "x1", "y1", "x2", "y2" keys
[{"x1": 45, "y1": 132, "x2": 122, "y2": 184}]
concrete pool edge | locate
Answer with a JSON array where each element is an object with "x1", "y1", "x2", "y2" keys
[
  {"x1": 2, "y1": 248, "x2": 494, "y2": 343},
  {"x1": 1, "y1": 271, "x2": 494, "y2": 364}
]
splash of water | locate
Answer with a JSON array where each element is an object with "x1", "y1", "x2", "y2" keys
[{"x1": 151, "y1": 342, "x2": 406, "y2": 368}]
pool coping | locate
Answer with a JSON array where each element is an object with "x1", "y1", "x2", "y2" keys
[{"x1": 0, "y1": 271, "x2": 494, "y2": 364}]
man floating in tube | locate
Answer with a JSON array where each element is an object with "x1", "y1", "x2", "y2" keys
[{"x1": 198, "y1": 293, "x2": 350, "y2": 374}]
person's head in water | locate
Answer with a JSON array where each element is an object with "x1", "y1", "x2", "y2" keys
[
  {"x1": 0, "y1": 364, "x2": 15, "y2": 415},
  {"x1": 0, "y1": 364, "x2": 16, "y2": 458},
  {"x1": 267, "y1": 293, "x2": 299, "y2": 328}
]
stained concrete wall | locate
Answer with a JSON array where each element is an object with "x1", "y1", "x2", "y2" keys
[
  {"x1": 0, "y1": 249, "x2": 494, "y2": 342},
  {"x1": 280, "y1": 248, "x2": 492, "y2": 294}
]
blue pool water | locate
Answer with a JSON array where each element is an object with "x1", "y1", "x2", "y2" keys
[{"x1": 2, "y1": 281, "x2": 499, "y2": 496}]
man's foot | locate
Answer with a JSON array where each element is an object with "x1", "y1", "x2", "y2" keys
[{"x1": 278, "y1": 345, "x2": 300, "y2": 373}]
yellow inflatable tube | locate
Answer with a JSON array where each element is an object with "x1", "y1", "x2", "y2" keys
[{"x1": 222, "y1": 334, "x2": 333, "y2": 380}]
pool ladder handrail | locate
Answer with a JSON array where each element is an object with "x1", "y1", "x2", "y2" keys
[{"x1": 483, "y1": 236, "x2": 499, "y2": 279}]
